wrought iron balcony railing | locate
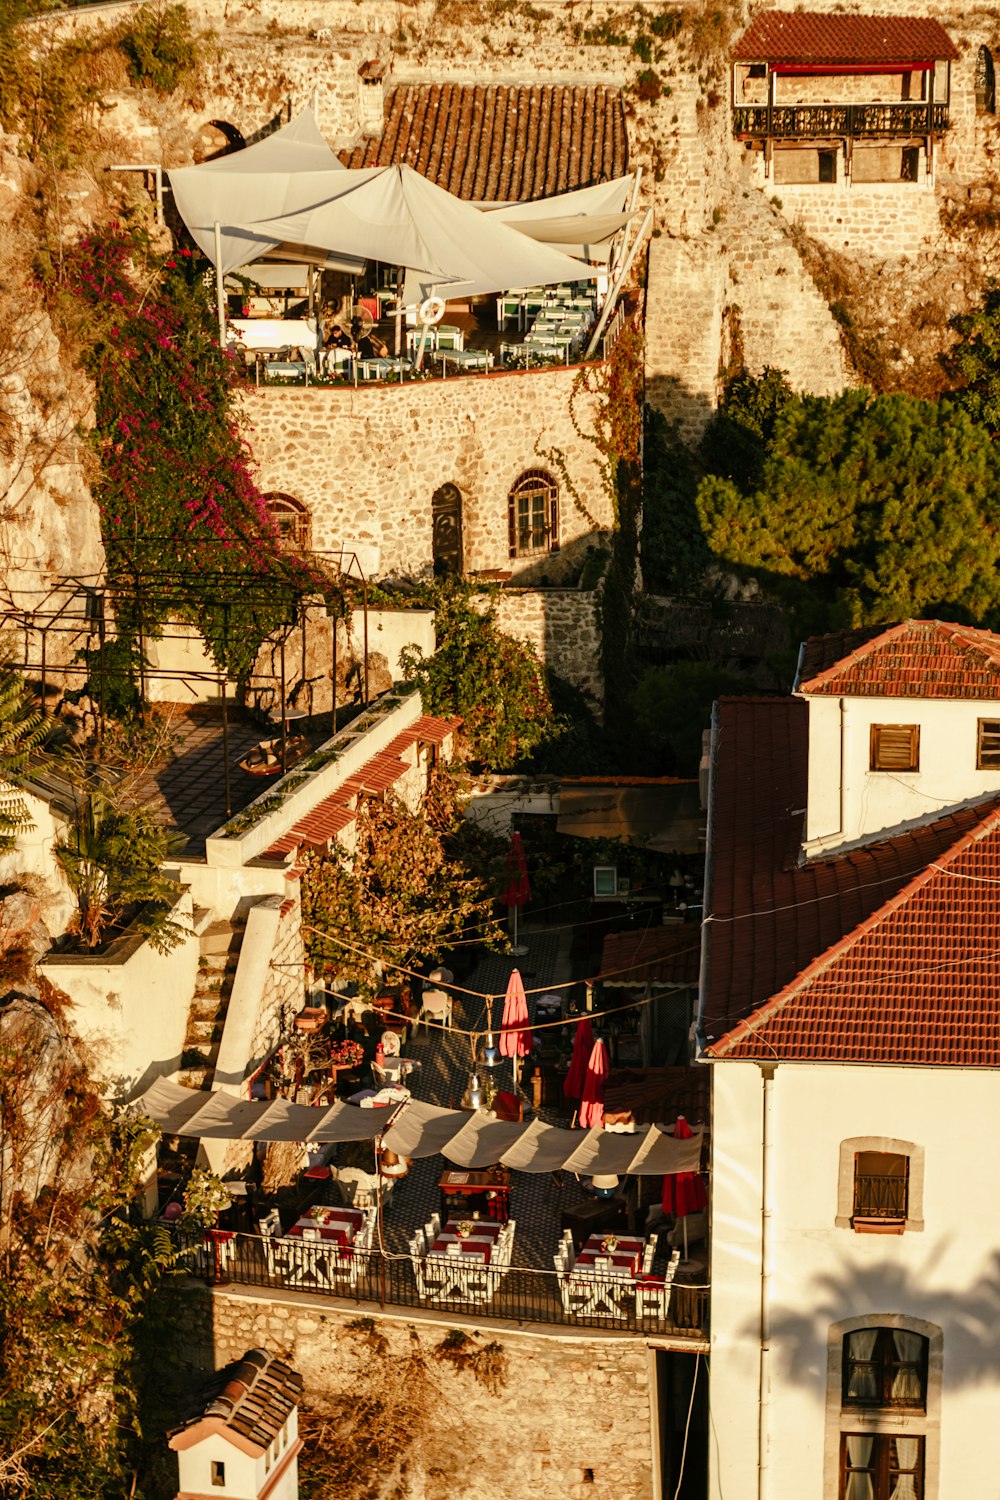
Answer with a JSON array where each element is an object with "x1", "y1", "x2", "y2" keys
[
  {"x1": 853, "y1": 1172, "x2": 908, "y2": 1221},
  {"x1": 733, "y1": 102, "x2": 950, "y2": 139}
]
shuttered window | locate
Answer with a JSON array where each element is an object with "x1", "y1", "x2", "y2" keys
[
  {"x1": 977, "y1": 719, "x2": 1000, "y2": 769},
  {"x1": 869, "y1": 724, "x2": 919, "y2": 772}
]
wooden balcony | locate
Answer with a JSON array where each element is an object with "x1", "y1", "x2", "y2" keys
[{"x1": 733, "y1": 101, "x2": 949, "y2": 140}]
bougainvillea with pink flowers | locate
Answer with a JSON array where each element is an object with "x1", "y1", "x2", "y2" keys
[{"x1": 60, "y1": 226, "x2": 343, "y2": 681}]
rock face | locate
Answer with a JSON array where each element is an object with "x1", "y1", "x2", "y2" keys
[{"x1": 0, "y1": 136, "x2": 104, "y2": 672}]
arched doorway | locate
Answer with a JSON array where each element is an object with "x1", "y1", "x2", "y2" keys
[
  {"x1": 264, "y1": 493, "x2": 312, "y2": 554},
  {"x1": 977, "y1": 46, "x2": 996, "y2": 115},
  {"x1": 431, "y1": 483, "x2": 464, "y2": 576},
  {"x1": 194, "y1": 119, "x2": 246, "y2": 163}
]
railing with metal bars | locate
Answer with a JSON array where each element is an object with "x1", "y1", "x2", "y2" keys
[
  {"x1": 853, "y1": 1173, "x2": 908, "y2": 1220},
  {"x1": 178, "y1": 1229, "x2": 710, "y2": 1341},
  {"x1": 733, "y1": 102, "x2": 950, "y2": 139}
]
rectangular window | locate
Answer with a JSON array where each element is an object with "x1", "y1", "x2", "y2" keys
[
  {"x1": 978, "y1": 718, "x2": 1000, "y2": 769},
  {"x1": 211, "y1": 1460, "x2": 226, "y2": 1487},
  {"x1": 517, "y1": 491, "x2": 548, "y2": 553},
  {"x1": 870, "y1": 724, "x2": 919, "y2": 772},
  {"x1": 818, "y1": 148, "x2": 837, "y2": 183},
  {"x1": 843, "y1": 1328, "x2": 928, "y2": 1409},
  {"x1": 853, "y1": 1150, "x2": 909, "y2": 1225},
  {"x1": 840, "y1": 1433, "x2": 924, "y2": 1499}
]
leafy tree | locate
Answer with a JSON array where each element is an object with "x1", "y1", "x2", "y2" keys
[
  {"x1": 55, "y1": 790, "x2": 185, "y2": 952},
  {"x1": 301, "y1": 770, "x2": 505, "y2": 993},
  {"x1": 632, "y1": 661, "x2": 746, "y2": 774},
  {"x1": 700, "y1": 365, "x2": 797, "y2": 489},
  {"x1": 400, "y1": 584, "x2": 557, "y2": 770},
  {"x1": 0, "y1": 667, "x2": 45, "y2": 854},
  {"x1": 946, "y1": 281, "x2": 1000, "y2": 433},
  {"x1": 115, "y1": 3, "x2": 198, "y2": 94},
  {"x1": 641, "y1": 406, "x2": 709, "y2": 594},
  {"x1": 696, "y1": 384, "x2": 1000, "y2": 631}
]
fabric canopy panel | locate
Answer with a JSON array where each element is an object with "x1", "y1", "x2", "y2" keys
[
  {"x1": 485, "y1": 175, "x2": 636, "y2": 261},
  {"x1": 133, "y1": 1081, "x2": 704, "y2": 1173},
  {"x1": 171, "y1": 128, "x2": 601, "y2": 298}
]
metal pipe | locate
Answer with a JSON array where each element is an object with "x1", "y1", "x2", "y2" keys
[
  {"x1": 758, "y1": 1064, "x2": 776, "y2": 1500},
  {"x1": 220, "y1": 669, "x2": 231, "y2": 819},
  {"x1": 362, "y1": 577, "x2": 369, "y2": 706},
  {"x1": 280, "y1": 633, "x2": 287, "y2": 774},
  {"x1": 214, "y1": 221, "x2": 226, "y2": 350},
  {"x1": 331, "y1": 610, "x2": 338, "y2": 738}
]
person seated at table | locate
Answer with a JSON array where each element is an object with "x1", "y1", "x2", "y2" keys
[
  {"x1": 325, "y1": 321, "x2": 353, "y2": 351},
  {"x1": 358, "y1": 330, "x2": 389, "y2": 360}
]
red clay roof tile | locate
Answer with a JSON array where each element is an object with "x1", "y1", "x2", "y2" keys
[
  {"x1": 799, "y1": 619, "x2": 1000, "y2": 698},
  {"x1": 708, "y1": 802, "x2": 1000, "y2": 1064},
  {"x1": 701, "y1": 696, "x2": 998, "y2": 1050},
  {"x1": 732, "y1": 11, "x2": 958, "y2": 64},
  {"x1": 340, "y1": 84, "x2": 628, "y2": 200}
]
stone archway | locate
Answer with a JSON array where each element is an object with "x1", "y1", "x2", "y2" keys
[{"x1": 194, "y1": 119, "x2": 246, "y2": 163}]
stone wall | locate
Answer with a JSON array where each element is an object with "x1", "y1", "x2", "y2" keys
[
  {"x1": 182, "y1": 1283, "x2": 657, "y2": 1500},
  {"x1": 490, "y1": 588, "x2": 603, "y2": 709},
  {"x1": 246, "y1": 368, "x2": 611, "y2": 582}
]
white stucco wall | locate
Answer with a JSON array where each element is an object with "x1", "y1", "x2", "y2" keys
[
  {"x1": 803, "y1": 693, "x2": 1000, "y2": 852},
  {"x1": 0, "y1": 788, "x2": 75, "y2": 932},
  {"x1": 709, "y1": 1058, "x2": 1000, "y2": 1500},
  {"x1": 176, "y1": 1412, "x2": 300, "y2": 1500},
  {"x1": 38, "y1": 887, "x2": 199, "y2": 1101}
]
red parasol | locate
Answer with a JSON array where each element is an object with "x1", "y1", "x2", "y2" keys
[
  {"x1": 577, "y1": 1038, "x2": 609, "y2": 1129},
  {"x1": 502, "y1": 832, "x2": 531, "y2": 954},
  {"x1": 499, "y1": 968, "x2": 533, "y2": 1060},
  {"x1": 662, "y1": 1114, "x2": 707, "y2": 1258},
  {"x1": 563, "y1": 1016, "x2": 594, "y2": 1101}
]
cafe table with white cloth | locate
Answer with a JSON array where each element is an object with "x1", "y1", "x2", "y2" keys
[
  {"x1": 423, "y1": 1218, "x2": 503, "y2": 1302},
  {"x1": 567, "y1": 1232, "x2": 645, "y2": 1316},
  {"x1": 285, "y1": 1204, "x2": 366, "y2": 1244}
]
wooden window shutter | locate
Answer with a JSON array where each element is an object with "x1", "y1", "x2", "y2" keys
[
  {"x1": 508, "y1": 491, "x2": 517, "y2": 559},
  {"x1": 549, "y1": 490, "x2": 560, "y2": 551},
  {"x1": 978, "y1": 718, "x2": 1000, "y2": 769},
  {"x1": 870, "y1": 724, "x2": 919, "y2": 772}
]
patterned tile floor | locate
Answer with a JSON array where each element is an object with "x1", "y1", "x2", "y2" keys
[{"x1": 329, "y1": 925, "x2": 655, "y2": 1276}]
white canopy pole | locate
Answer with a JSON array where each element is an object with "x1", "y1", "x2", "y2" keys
[
  {"x1": 584, "y1": 205, "x2": 653, "y2": 362},
  {"x1": 213, "y1": 221, "x2": 226, "y2": 350}
]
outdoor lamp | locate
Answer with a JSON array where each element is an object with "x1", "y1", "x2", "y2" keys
[
  {"x1": 592, "y1": 1174, "x2": 620, "y2": 1199},
  {"x1": 461, "y1": 1072, "x2": 484, "y2": 1111},
  {"x1": 480, "y1": 1031, "x2": 502, "y2": 1069}
]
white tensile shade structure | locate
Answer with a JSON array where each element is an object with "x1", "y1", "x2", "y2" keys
[
  {"x1": 168, "y1": 109, "x2": 612, "y2": 342},
  {"x1": 483, "y1": 174, "x2": 636, "y2": 261}
]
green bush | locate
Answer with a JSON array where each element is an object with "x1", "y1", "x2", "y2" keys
[{"x1": 116, "y1": 3, "x2": 198, "y2": 94}]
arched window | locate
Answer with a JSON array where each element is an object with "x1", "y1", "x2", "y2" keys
[
  {"x1": 265, "y1": 493, "x2": 311, "y2": 553},
  {"x1": 507, "y1": 469, "x2": 559, "y2": 559},
  {"x1": 976, "y1": 46, "x2": 996, "y2": 115}
]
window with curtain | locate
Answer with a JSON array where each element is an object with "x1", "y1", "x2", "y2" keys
[
  {"x1": 840, "y1": 1435, "x2": 923, "y2": 1500},
  {"x1": 843, "y1": 1328, "x2": 928, "y2": 1410}
]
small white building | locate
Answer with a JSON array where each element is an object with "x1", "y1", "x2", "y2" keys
[
  {"x1": 169, "y1": 1348, "x2": 303, "y2": 1500},
  {"x1": 700, "y1": 620, "x2": 1000, "y2": 1500}
]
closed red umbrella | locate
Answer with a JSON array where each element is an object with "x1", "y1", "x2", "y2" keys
[
  {"x1": 502, "y1": 832, "x2": 531, "y2": 955},
  {"x1": 662, "y1": 1114, "x2": 707, "y2": 1259},
  {"x1": 499, "y1": 968, "x2": 532, "y2": 1087},
  {"x1": 577, "y1": 1038, "x2": 609, "y2": 1129},
  {"x1": 563, "y1": 1016, "x2": 594, "y2": 1101}
]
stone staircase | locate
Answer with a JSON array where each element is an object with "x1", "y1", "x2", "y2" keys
[{"x1": 180, "y1": 910, "x2": 246, "y2": 1089}]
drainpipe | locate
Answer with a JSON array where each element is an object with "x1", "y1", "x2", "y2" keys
[
  {"x1": 838, "y1": 696, "x2": 847, "y2": 842},
  {"x1": 758, "y1": 1063, "x2": 776, "y2": 1500}
]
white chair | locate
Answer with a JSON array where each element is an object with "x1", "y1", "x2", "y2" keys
[
  {"x1": 642, "y1": 1233, "x2": 659, "y2": 1274},
  {"x1": 416, "y1": 988, "x2": 453, "y2": 1032},
  {"x1": 258, "y1": 1208, "x2": 282, "y2": 1239},
  {"x1": 380, "y1": 1029, "x2": 401, "y2": 1057},
  {"x1": 636, "y1": 1250, "x2": 681, "y2": 1321},
  {"x1": 330, "y1": 1167, "x2": 380, "y2": 1209}
]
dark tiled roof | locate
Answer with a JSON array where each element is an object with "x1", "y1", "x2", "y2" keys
[
  {"x1": 171, "y1": 1348, "x2": 302, "y2": 1452},
  {"x1": 700, "y1": 696, "x2": 997, "y2": 1045},
  {"x1": 798, "y1": 619, "x2": 1000, "y2": 698},
  {"x1": 604, "y1": 1066, "x2": 710, "y2": 1127},
  {"x1": 732, "y1": 11, "x2": 958, "y2": 64},
  {"x1": 796, "y1": 625, "x2": 887, "y2": 686},
  {"x1": 708, "y1": 804, "x2": 1000, "y2": 1064},
  {"x1": 600, "y1": 924, "x2": 700, "y2": 986},
  {"x1": 340, "y1": 84, "x2": 628, "y2": 201}
]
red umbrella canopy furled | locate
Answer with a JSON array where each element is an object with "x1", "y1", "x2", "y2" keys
[
  {"x1": 577, "y1": 1038, "x2": 609, "y2": 1129},
  {"x1": 563, "y1": 1016, "x2": 594, "y2": 1100},
  {"x1": 502, "y1": 831, "x2": 532, "y2": 909},
  {"x1": 662, "y1": 1114, "x2": 708, "y2": 1218},
  {"x1": 499, "y1": 968, "x2": 533, "y2": 1058}
]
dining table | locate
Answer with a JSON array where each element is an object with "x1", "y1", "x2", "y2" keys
[
  {"x1": 565, "y1": 1232, "x2": 646, "y2": 1317},
  {"x1": 422, "y1": 1218, "x2": 505, "y2": 1302},
  {"x1": 286, "y1": 1204, "x2": 365, "y2": 1243}
]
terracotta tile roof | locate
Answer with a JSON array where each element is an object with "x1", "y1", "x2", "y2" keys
[
  {"x1": 732, "y1": 11, "x2": 958, "y2": 64},
  {"x1": 798, "y1": 619, "x2": 1000, "y2": 698},
  {"x1": 340, "y1": 85, "x2": 628, "y2": 200},
  {"x1": 170, "y1": 1348, "x2": 302, "y2": 1453},
  {"x1": 708, "y1": 802, "x2": 1000, "y2": 1064},
  {"x1": 604, "y1": 1066, "x2": 710, "y2": 1127},
  {"x1": 700, "y1": 697, "x2": 997, "y2": 1045},
  {"x1": 600, "y1": 924, "x2": 700, "y2": 987}
]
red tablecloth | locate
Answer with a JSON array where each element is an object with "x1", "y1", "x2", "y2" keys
[
  {"x1": 576, "y1": 1234, "x2": 644, "y2": 1275},
  {"x1": 287, "y1": 1223, "x2": 349, "y2": 1244}
]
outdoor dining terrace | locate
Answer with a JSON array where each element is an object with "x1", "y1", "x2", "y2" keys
[{"x1": 152, "y1": 922, "x2": 709, "y2": 1344}]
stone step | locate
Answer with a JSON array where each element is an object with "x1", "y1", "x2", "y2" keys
[
  {"x1": 200, "y1": 948, "x2": 240, "y2": 976},
  {"x1": 185, "y1": 1018, "x2": 223, "y2": 1045},
  {"x1": 199, "y1": 921, "x2": 246, "y2": 957},
  {"x1": 178, "y1": 1065, "x2": 214, "y2": 1090}
]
